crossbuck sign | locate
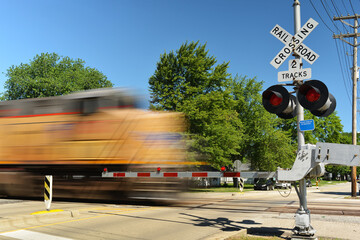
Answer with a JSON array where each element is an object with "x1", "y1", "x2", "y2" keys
[{"x1": 270, "y1": 18, "x2": 319, "y2": 69}]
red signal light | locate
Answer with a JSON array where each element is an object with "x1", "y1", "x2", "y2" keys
[
  {"x1": 103, "y1": 168, "x2": 108, "y2": 172},
  {"x1": 221, "y1": 166, "x2": 226, "y2": 171},
  {"x1": 157, "y1": 167, "x2": 161, "y2": 172},
  {"x1": 270, "y1": 93, "x2": 283, "y2": 106},
  {"x1": 262, "y1": 85, "x2": 296, "y2": 119},
  {"x1": 305, "y1": 88, "x2": 320, "y2": 102},
  {"x1": 298, "y1": 80, "x2": 336, "y2": 117}
]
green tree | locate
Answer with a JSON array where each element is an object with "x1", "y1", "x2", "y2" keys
[
  {"x1": 149, "y1": 41, "x2": 229, "y2": 111},
  {"x1": 325, "y1": 165, "x2": 352, "y2": 179},
  {"x1": 149, "y1": 41, "x2": 295, "y2": 170},
  {"x1": 182, "y1": 90, "x2": 243, "y2": 167},
  {"x1": 338, "y1": 132, "x2": 360, "y2": 145},
  {"x1": 149, "y1": 41, "x2": 242, "y2": 168},
  {"x1": 3, "y1": 53, "x2": 113, "y2": 100},
  {"x1": 279, "y1": 110, "x2": 343, "y2": 144},
  {"x1": 230, "y1": 76, "x2": 295, "y2": 171}
]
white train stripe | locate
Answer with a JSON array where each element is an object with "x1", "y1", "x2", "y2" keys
[{"x1": 0, "y1": 230, "x2": 72, "y2": 240}]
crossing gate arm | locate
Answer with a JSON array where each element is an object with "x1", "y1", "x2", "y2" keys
[
  {"x1": 240, "y1": 171, "x2": 275, "y2": 179},
  {"x1": 102, "y1": 171, "x2": 240, "y2": 178},
  {"x1": 315, "y1": 142, "x2": 360, "y2": 166},
  {"x1": 277, "y1": 142, "x2": 360, "y2": 182}
]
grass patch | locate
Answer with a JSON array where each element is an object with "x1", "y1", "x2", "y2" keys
[
  {"x1": 189, "y1": 183, "x2": 254, "y2": 192},
  {"x1": 227, "y1": 236, "x2": 282, "y2": 240},
  {"x1": 344, "y1": 196, "x2": 360, "y2": 199},
  {"x1": 310, "y1": 180, "x2": 348, "y2": 187}
]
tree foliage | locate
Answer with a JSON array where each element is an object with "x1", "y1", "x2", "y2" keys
[
  {"x1": 3, "y1": 52, "x2": 113, "y2": 100},
  {"x1": 149, "y1": 42, "x2": 229, "y2": 111},
  {"x1": 149, "y1": 41, "x2": 242, "y2": 168},
  {"x1": 182, "y1": 90, "x2": 243, "y2": 167},
  {"x1": 149, "y1": 41, "x2": 295, "y2": 170},
  {"x1": 279, "y1": 110, "x2": 343, "y2": 144},
  {"x1": 230, "y1": 76, "x2": 295, "y2": 171}
]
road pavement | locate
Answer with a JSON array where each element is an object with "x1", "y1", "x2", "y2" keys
[{"x1": 0, "y1": 182, "x2": 358, "y2": 239}]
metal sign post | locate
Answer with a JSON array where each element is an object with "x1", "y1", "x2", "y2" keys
[
  {"x1": 293, "y1": 1, "x2": 316, "y2": 237},
  {"x1": 268, "y1": 0, "x2": 318, "y2": 238}
]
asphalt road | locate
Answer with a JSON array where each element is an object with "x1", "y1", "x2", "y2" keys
[{"x1": 0, "y1": 182, "x2": 359, "y2": 240}]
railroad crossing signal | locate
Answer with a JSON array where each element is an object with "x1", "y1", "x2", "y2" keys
[
  {"x1": 262, "y1": 85, "x2": 296, "y2": 119},
  {"x1": 270, "y1": 18, "x2": 319, "y2": 69},
  {"x1": 262, "y1": 80, "x2": 336, "y2": 119},
  {"x1": 266, "y1": 17, "x2": 336, "y2": 120},
  {"x1": 298, "y1": 80, "x2": 336, "y2": 117}
]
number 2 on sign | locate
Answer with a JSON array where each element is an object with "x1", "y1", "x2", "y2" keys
[{"x1": 289, "y1": 59, "x2": 301, "y2": 71}]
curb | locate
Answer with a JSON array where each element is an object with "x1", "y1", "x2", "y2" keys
[
  {"x1": 225, "y1": 229, "x2": 247, "y2": 240},
  {"x1": 205, "y1": 229, "x2": 247, "y2": 240},
  {"x1": 0, "y1": 209, "x2": 80, "y2": 229}
]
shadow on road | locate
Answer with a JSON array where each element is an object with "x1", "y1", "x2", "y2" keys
[
  {"x1": 315, "y1": 191, "x2": 353, "y2": 196},
  {"x1": 247, "y1": 226, "x2": 290, "y2": 238},
  {"x1": 92, "y1": 210, "x2": 292, "y2": 237},
  {"x1": 180, "y1": 213, "x2": 261, "y2": 232},
  {"x1": 181, "y1": 213, "x2": 291, "y2": 238}
]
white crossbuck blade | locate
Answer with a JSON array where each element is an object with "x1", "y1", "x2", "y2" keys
[{"x1": 270, "y1": 18, "x2": 319, "y2": 69}]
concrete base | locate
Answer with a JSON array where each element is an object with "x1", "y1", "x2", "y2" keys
[{"x1": 291, "y1": 235, "x2": 318, "y2": 240}]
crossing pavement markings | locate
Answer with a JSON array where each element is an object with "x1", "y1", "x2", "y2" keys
[
  {"x1": 31, "y1": 209, "x2": 64, "y2": 215},
  {"x1": 86, "y1": 206, "x2": 161, "y2": 216},
  {"x1": 0, "y1": 206, "x2": 160, "y2": 238},
  {"x1": 0, "y1": 230, "x2": 72, "y2": 240}
]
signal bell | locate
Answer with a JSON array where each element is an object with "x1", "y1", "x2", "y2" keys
[
  {"x1": 262, "y1": 85, "x2": 296, "y2": 119},
  {"x1": 298, "y1": 80, "x2": 336, "y2": 117}
]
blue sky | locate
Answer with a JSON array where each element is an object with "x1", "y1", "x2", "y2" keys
[{"x1": 0, "y1": 0, "x2": 358, "y2": 132}]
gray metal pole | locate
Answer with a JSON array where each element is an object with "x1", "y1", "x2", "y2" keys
[
  {"x1": 294, "y1": 0, "x2": 305, "y2": 150},
  {"x1": 294, "y1": 0, "x2": 307, "y2": 208},
  {"x1": 293, "y1": 0, "x2": 307, "y2": 209},
  {"x1": 351, "y1": 18, "x2": 358, "y2": 197},
  {"x1": 292, "y1": 1, "x2": 314, "y2": 236}
]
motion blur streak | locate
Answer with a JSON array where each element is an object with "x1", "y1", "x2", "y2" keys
[{"x1": 0, "y1": 88, "x2": 201, "y2": 202}]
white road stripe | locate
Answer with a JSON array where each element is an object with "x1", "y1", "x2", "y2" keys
[{"x1": 0, "y1": 230, "x2": 72, "y2": 240}]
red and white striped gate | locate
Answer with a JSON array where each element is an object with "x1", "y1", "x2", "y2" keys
[{"x1": 102, "y1": 169, "x2": 240, "y2": 178}]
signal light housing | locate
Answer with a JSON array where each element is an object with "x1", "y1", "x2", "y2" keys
[
  {"x1": 298, "y1": 80, "x2": 336, "y2": 117},
  {"x1": 262, "y1": 85, "x2": 296, "y2": 119}
]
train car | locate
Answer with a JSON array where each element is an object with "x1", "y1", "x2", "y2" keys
[{"x1": 0, "y1": 88, "x2": 196, "y2": 201}]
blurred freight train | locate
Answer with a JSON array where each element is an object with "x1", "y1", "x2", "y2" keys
[{"x1": 0, "y1": 88, "x2": 199, "y2": 201}]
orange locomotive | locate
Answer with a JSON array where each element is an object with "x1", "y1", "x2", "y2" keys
[{"x1": 0, "y1": 88, "x2": 193, "y2": 200}]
